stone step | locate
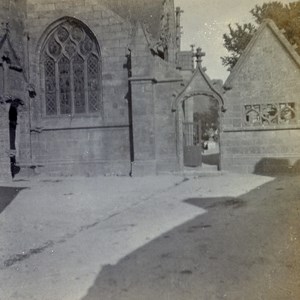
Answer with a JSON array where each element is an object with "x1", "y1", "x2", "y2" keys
[{"x1": 181, "y1": 164, "x2": 223, "y2": 177}]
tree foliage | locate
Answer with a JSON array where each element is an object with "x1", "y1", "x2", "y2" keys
[{"x1": 221, "y1": 1, "x2": 300, "y2": 71}]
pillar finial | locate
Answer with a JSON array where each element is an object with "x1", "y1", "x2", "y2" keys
[{"x1": 194, "y1": 47, "x2": 205, "y2": 66}]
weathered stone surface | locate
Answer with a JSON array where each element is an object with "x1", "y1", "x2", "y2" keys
[
  {"x1": 0, "y1": 0, "x2": 185, "y2": 177},
  {"x1": 221, "y1": 20, "x2": 300, "y2": 174}
]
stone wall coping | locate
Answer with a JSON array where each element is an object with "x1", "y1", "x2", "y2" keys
[
  {"x1": 129, "y1": 76, "x2": 156, "y2": 82},
  {"x1": 223, "y1": 125, "x2": 300, "y2": 132},
  {"x1": 30, "y1": 124, "x2": 130, "y2": 133},
  {"x1": 154, "y1": 78, "x2": 183, "y2": 83},
  {"x1": 129, "y1": 76, "x2": 183, "y2": 83}
]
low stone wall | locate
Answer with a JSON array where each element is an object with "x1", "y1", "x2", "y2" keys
[
  {"x1": 29, "y1": 126, "x2": 131, "y2": 176},
  {"x1": 220, "y1": 129, "x2": 300, "y2": 174}
]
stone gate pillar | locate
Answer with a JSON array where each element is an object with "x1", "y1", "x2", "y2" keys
[
  {"x1": 130, "y1": 78, "x2": 156, "y2": 176},
  {"x1": 0, "y1": 102, "x2": 11, "y2": 180},
  {"x1": 128, "y1": 23, "x2": 158, "y2": 176}
]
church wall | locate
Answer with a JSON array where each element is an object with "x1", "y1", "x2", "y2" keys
[
  {"x1": 0, "y1": 0, "x2": 27, "y2": 179},
  {"x1": 221, "y1": 26, "x2": 300, "y2": 174},
  {"x1": 124, "y1": 24, "x2": 157, "y2": 176},
  {"x1": 24, "y1": 0, "x2": 133, "y2": 175},
  {"x1": 0, "y1": 104, "x2": 11, "y2": 180},
  {"x1": 130, "y1": 30, "x2": 182, "y2": 175},
  {"x1": 154, "y1": 81, "x2": 179, "y2": 173},
  {"x1": 0, "y1": 0, "x2": 26, "y2": 62},
  {"x1": 0, "y1": 0, "x2": 183, "y2": 178}
]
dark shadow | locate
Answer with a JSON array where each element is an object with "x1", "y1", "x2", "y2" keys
[
  {"x1": 40, "y1": 179, "x2": 62, "y2": 183},
  {"x1": 124, "y1": 50, "x2": 134, "y2": 174},
  {"x1": 12, "y1": 179, "x2": 29, "y2": 182},
  {"x1": 81, "y1": 176, "x2": 300, "y2": 300},
  {"x1": 8, "y1": 99, "x2": 23, "y2": 178},
  {"x1": 290, "y1": 159, "x2": 300, "y2": 173},
  {"x1": 184, "y1": 197, "x2": 246, "y2": 209},
  {"x1": 254, "y1": 158, "x2": 300, "y2": 176},
  {"x1": 0, "y1": 186, "x2": 27, "y2": 214},
  {"x1": 202, "y1": 152, "x2": 219, "y2": 166}
]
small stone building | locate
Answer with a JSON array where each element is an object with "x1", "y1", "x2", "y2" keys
[
  {"x1": 221, "y1": 19, "x2": 300, "y2": 174},
  {"x1": 0, "y1": 0, "x2": 198, "y2": 178}
]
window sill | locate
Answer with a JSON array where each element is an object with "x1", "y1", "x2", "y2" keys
[
  {"x1": 31, "y1": 123, "x2": 129, "y2": 133},
  {"x1": 223, "y1": 124, "x2": 300, "y2": 132}
]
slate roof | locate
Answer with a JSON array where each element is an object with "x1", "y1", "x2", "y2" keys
[
  {"x1": 224, "y1": 19, "x2": 300, "y2": 89},
  {"x1": 103, "y1": 0, "x2": 165, "y2": 39}
]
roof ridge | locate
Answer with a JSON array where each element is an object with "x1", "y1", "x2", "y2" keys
[{"x1": 224, "y1": 19, "x2": 300, "y2": 89}]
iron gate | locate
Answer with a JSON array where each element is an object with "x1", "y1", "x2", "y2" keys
[{"x1": 183, "y1": 121, "x2": 202, "y2": 167}]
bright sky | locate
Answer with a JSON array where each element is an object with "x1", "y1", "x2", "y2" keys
[{"x1": 174, "y1": 0, "x2": 294, "y2": 81}]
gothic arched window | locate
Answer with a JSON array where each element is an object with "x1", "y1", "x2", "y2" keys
[{"x1": 42, "y1": 20, "x2": 101, "y2": 116}]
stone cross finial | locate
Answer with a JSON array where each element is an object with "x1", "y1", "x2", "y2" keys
[{"x1": 194, "y1": 47, "x2": 205, "y2": 66}]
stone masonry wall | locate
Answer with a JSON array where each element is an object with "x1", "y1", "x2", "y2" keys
[
  {"x1": 154, "y1": 81, "x2": 179, "y2": 173},
  {"x1": 0, "y1": 4, "x2": 28, "y2": 179},
  {"x1": 130, "y1": 25, "x2": 183, "y2": 175},
  {"x1": 25, "y1": 0, "x2": 133, "y2": 175},
  {"x1": 0, "y1": 103, "x2": 10, "y2": 180},
  {"x1": 220, "y1": 130, "x2": 300, "y2": 173},
  {"x1": 129, "y1": 24, "x2": 156, "y2": 175},
  {"x1": 221, "y1": 26, "x2": 300, "y2": 174}
]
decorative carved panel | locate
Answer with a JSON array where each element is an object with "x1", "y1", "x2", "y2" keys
[
  {"x1": 42, "y1": 20, "x2": 101, "y2": 116},
  {"x1": 245, "y1": 103, "x2": 296, "y2": 126}
]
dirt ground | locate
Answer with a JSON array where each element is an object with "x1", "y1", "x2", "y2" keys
[
  {"x1": 82, "y1": 175, "x2": 300, "y2": 300},
  {"x1": 0, "y1": 174, "x2": 299, "y2": 300}
]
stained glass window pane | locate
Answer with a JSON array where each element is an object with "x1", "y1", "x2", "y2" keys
[
  {"x1": 44, "y1": 55, "x2": 57, "y2": 115},
  {"x1": 48, "y1": 37, "x2": 62, "y2": 58},
  {"x1": 71, "y1": 26, "x2": 84, "y2": 42},
  {"x1": 87, "y1": 54, "x2": 100, "y2": 112},
  {"x1": 57, "y1": 26, "x2": 69, "y2": 43},
  {"x1": 58, "y1": 55, "x2": 72, "y2": 115},
  {"x1": 80, "y1": 35, "x2": 93, "y2": 56},
  {"x1": 65, "y1": 40, "x2": 77, "y2": 58},
  {"x1": 73, "y1": 54, "x2": 85, "y2": 114}
]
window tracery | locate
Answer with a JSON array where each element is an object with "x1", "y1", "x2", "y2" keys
[{"x1": 42, "y1": 20, "x2": 101, "y2": 116}]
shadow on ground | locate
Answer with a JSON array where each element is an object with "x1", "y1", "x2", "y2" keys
[
  {"x1": 81, "y1": 176, "x2": 300, "y2": 300},
  {"x1": 254, "y1": 158, "x2": 300, "y2": 176},
  {"x1": 202, "y1": 152, "x2": 219, "y2": 166},
  {"x1": 0, "y1": 187, "x2": 27, "y2": 214}
]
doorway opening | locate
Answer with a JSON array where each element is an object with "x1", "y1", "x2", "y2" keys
[
  {"x1": 9, "y1": 99, "x2": 22, "y2": 178},
  {"x1": 181, "y1": 94, "x2": 220, "y2": 170}
]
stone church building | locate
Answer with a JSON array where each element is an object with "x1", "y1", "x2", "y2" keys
[
  {"x1": 1, "y1": 1, "x2": 299, "y2": 179},
  {"x1": 0, "y1": 0, "x2": 198, "y2": 178}
]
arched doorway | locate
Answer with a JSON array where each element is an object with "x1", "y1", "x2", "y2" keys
[
  {"x1": 174, "y1": 90, "x2": 225, "y2": 171},
  {"x1": 8, "y1": 98, "x2": 23, "y2": 178}
]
